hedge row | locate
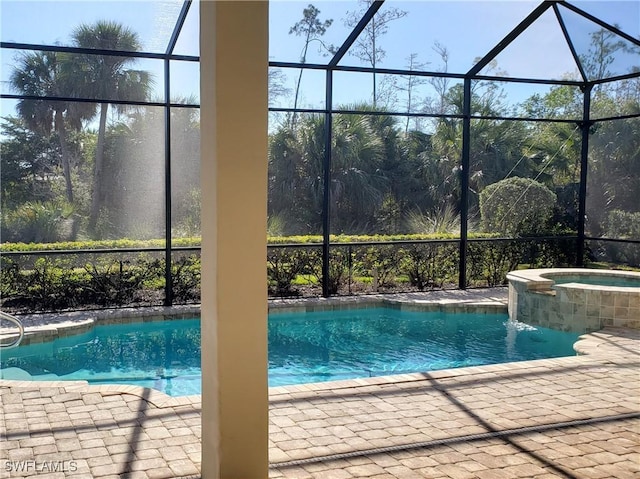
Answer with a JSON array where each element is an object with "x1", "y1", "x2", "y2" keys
[
  {"x1": 268, "y1": 237, "x2": 577, "y2": 297},
  {"x1": 1, "y1": 254, "x2": 201, "y2": 311},
  {"x1": 1, "y1": 233, "x2": 501, "y2": 252},
  {"x1": 0, "y1": 236, "x2": 577, "y2": 312},
  {"x1": 0, "y1": 237, "x2": 202, "y2": 252}
]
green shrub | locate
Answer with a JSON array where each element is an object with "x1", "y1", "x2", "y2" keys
[
  {"x1": 467, "y1": 241, "x2": 521, "y2": 287},
  {"x1": 528, "y1": 237, "x2": 577, "y2": 268},
  {"x1": 307, "y1": 248, "x2": 349, "y2": 295},
  {"x1": 0, "y1": 232, "x2": 578, "y2": 311},
  {"x1": 171, "y1": 255, "x2": 201, "y2": 302},
  {"x1": 1, "y1": 254, "x2": 176, "y2": 311},
  {"x1": 601, "y1": 210, "x2": 640, "y2": 266},
  {"x1": 405, "y1": 204, "x2": 461, "y2": 235},
  {"x1": 2, "y1": 201, "x2": 74, "y2": 243},
  {"x1": 0, "y1": 257, "x2": 20, "y2": 299},
  {"x1": 266, "y1": 214, "x2": 287, "y2": 237},
  {"x1": 1, "y1": 232, "x2": 502, "y2": 253},
  {"x1": 399, "y1": 243, "x2": 458, "y2": 290},
  {"x1": 267, "y1": 248, "x2": 311, "y2": 296},
  {"x1": 21, "y1": 257, "x2": 87, "y2": 310},
  {"x1": 480, "y1": 177, "x2": 557, "y2": 235},
  {"x1": 606, "y1": 210, "x2": 640, "y2": 239},
  {"x1": 0, "y1": 237, "x2": 202, "y2": 252},
  {"x1": 355, "y1": 245, "x2": 400, "y2": 290},
  {"x1": 82, "y1": 256, "x2": 163, "y2": 306},
  {"x1": 174, "y1": 188, "x2": 201, "y2": 237}
]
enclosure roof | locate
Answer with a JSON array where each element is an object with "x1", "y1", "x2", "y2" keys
[
  {"x1": 0, "y1": 0, "x2": 198, "y2": 57},
  {"x1": 0, "y1": 0, "x2": 638, "y2": 84},
  {"x1": 269, "y1": 0, "x2": 640, "y2": 84}
]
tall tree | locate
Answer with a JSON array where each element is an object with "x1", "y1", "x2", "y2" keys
[
  {"x1": 426, "y1": 42, "x2": 452, "y2": 116},
  {"x1": 344, "y1": 0, "x2": 407, "y2": 106},
  {"x1": 330, "y1": 110, "x2": 387, "y2": 232},
  {"x1": 580, "y1": 27, "x2": 637, "y2": 81},
  {"x1": 268, "y1": 114, "x2": 326, "y2": 233},
  {"x1": 289, "y1": 4, "x2": 333, "y2": 128},
  {"x1": 9, "y1": 51, "x2": 91, "y2": 203},
  {"x1": 97, "y1": 96, "x2": 201, "y2": 239},
  {"x1": 268, "y1": 67, "x2": 291, "y2": 105},
  {"x1": 269, "y1": 109, "x2": 391, "y2": 234},
  {"x1": 0, "y1": 117, "x2": 60, "y2": 207},
  {"x1": 395, "y1": 53, "x2": 428, "y2": 133},
  {"x1": 71, "y1": 21, "x2": 152, "y2": 236}
]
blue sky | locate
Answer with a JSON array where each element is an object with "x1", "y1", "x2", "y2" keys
[
  {"x1": 268, "y1": 0, "x2": 640, "y2": 109},
  {"x1": 0, "y1": 1, "x2": 200, "y2": 105},
  {"x1": 1, "y1": 0, "x2": 639, "y2": 118}
]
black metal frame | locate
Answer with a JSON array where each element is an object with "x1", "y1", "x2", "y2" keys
[
  {"x1": 1, "y1": 0, "x2": 640, "y2": 305},
  {"x1": 1, "y1": 0, "x2": 197, "y2": 307}
]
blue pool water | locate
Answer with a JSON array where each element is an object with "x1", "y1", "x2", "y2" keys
[
  {"x1": 550, "y1": 274, "x2": 640, "y2": 288},
  {"x1": 0, "y1": 309, "x2": 580, "y2": 396}
]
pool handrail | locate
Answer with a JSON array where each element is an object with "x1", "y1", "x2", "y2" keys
[{"x1": 0, "y1": 311, "x2": 24, "y2": 350}]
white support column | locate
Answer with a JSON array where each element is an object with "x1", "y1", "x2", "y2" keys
[{"x1": 200, "y1": 2, "x2": 269, "y2": 478}]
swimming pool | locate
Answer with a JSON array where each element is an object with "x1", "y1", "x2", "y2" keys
[{"x1": 0, "y1": 308, "x2": 580, "y2": 396}]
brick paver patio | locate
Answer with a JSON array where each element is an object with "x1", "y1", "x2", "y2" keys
[
  {"x1": 1, "y1": 292, "x2": 638, "y2": 478},
  {"x1": 268, "y1": 327, "x2": 639, "y2": 479}
]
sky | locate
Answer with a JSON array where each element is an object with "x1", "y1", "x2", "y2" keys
[
  {"x1": 268, "y1": 0, "x2": 640, "y2": 110},
  {"x1": 0, "y1": 0, "x2": 639, "y2": 120}
]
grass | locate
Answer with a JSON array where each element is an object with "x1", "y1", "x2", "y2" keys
[{"x1": 291, "y1": 275, "x2": 318, "y2": 286}]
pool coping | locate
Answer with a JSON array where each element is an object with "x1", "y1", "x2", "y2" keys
[
  {"x1": 506, "y1": 267, "x2": 640, "y2": 292},
  {"x1": 2, "y1": 289, "x2": 510, "y2": 347},
  {"x1": 3, "y1": 286, "x2": 615, "y2": 409}
]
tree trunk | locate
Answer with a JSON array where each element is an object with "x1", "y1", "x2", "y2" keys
[
  {"x1": 88, "y1": 103, "x2": 108, "y2": 235},
  {"x1": 372, "y1": 16, "x2": 377, "y2": 108},
  {"x1": 291, "y1": 67, "x2": 304, "y2": 129},
  {"x1": 54, "y1": 110, "x2": 74, "y2": 203},
  {"x1": 292, "y1": 35, "x2": 311, "y2": 130},
  {"x1": 405, "y1": 79, "x2": 412, "y2": 134}
]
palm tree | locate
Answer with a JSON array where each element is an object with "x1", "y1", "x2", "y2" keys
[
  {"x1": 10, "y1": 51, "x2": 92, "y2": 203},
  {"x1": 268, "y1": 115, "x2": 325, "y2": 233},
  {"x1": 268, "y1": 111, "x2": 390, "y2": 235},
  {"x1": 330, "y1": 111, "x2": 387, "y2": 232},
  {"x1": 70, "y1": 21, "x2": 152, "y2": 235}
]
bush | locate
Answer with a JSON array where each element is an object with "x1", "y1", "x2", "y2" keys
[
  {"x1": 2, "y1": 201, "x2": 74, "y2": 243},
  {"x1": 467, "y1": 241, "x2": 521, "y2": 287},
  {"x1": 0, "y1": 232, "x2": 578, "y2": 311},
  {"x1": 267, "y1": 248, "x2": 311, "y2": 296},
  {"x1": 19, "y1": 257, "x2": 87, "y2": 310},
  {"x1": 405, "y1": 204, "x2": 461, "y2": 235},
  {"x1": 527, "y1": 237, "x2": 577, "y2": 268},
  {"x1": 598, "y1": 210, "x2": 640, "y2": 266},
  {"x1": 399, "y1": 243, "x2": 458, "y2": 290},
  {"x1": 307, "y1": 248, "x2": 349, "y2": 295},
  {"x1": 356, "y1": 244, "x2": 400, "y2": 290},
  {"x1": 480, "y1": 177, "x2": 557, "y2": 236},
  {"x1": 606, "y1": 210, "x2": 640, "y2": 240},
  {"x1": 0, "y1": 257, "x2": 20, "y2": 299},
  {"x1": 171, "y1": 254, "x2": 201, "y2": 302},
  {"x1": 82, "y1": 257, "x2": 163, "y2": 306}
]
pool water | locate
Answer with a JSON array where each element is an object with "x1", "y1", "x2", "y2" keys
[
  {"x1": 0, "y1": 308, "x2": 580, "y2": 396},
  {"x1": 550, "y1": 275, "x2": 640, "y2": 288}
]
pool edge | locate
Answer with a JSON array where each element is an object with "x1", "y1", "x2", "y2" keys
[
  {"x1": 2, "y1": 325, "x2": 636, "y2": 406},
  {"x1": 4, "y1": 289, "x2": 510, "y2": 346}
]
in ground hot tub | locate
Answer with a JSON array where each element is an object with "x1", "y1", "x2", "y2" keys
[{"x1": 507, "y1": 268, "x2": 640, "y2": 333}]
